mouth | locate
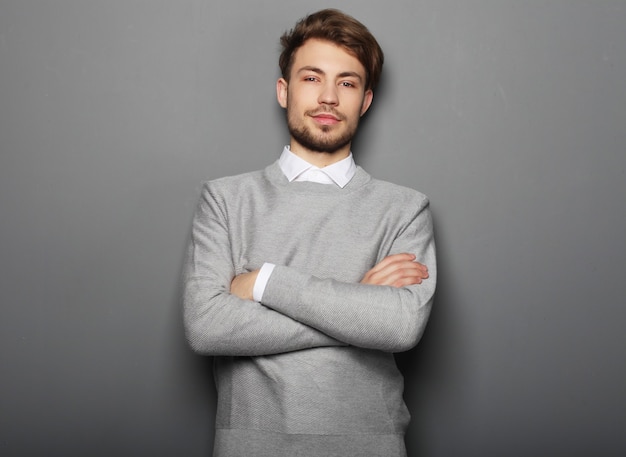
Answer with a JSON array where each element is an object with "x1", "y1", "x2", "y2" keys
[{"x1": 310, "y1": 112, "x2": 342, "y2": 125}]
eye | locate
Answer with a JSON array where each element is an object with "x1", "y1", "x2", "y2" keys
[{"x1": 340, "y1": 81, "x2": 356, "y2": 88}]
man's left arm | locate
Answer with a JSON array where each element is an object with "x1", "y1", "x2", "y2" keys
[{"x1": 233, "y1": 197, "x2": 436, "y2": 353}]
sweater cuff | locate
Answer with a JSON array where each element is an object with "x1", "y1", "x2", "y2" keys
[{"x1": 261, "y1": 265, "x2": 309, "y2": 314}]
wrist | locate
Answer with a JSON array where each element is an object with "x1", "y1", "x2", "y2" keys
[{"x1": 253, "y1": 263, "x2": 275, "y2": 302}]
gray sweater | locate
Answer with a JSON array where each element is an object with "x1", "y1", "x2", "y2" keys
[{"x1": 183, "y1": 160, "x2": 436, "y2": 456}]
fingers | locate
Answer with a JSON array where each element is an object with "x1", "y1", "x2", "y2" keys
[
  {"x1": 365, "y1": 253, "x2": 416, "y2": 274},
  {"x1": 373, "y1": 263, "x2": 428, "y2": 287},
  {"x1": 387, "y1": 266, "x2": 429, "y2": 287},
  {"x1": 361, "y1": 253, "x2": 429, "y2": 287}
]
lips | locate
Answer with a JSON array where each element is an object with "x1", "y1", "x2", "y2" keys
[
  {"x1": 313, "y1": 114, "x2": 340, "y2": 125},
  {"x1": 309, "y1": 110, "x2": 343, "y2": 125}
]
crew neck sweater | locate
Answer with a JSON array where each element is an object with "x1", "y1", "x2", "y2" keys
[{"x1": 183, "y1": 160, "x2": 437, "y2": 457}]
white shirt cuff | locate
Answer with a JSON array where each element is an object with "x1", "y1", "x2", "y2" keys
[{"x1": 253, "y1": 263, "x2": 275, "y2": 302}]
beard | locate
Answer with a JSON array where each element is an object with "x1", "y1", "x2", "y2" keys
[{"x1": 286, "y1": 106, "x2": 359, "y2": 154}]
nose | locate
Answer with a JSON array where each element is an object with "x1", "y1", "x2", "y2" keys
[{"x1": 318, "y1": 82, "x2": 339, "y2": 106}]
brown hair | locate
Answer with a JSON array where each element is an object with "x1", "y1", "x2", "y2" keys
[{"x1": 279, "y1": 9, "x2": 384, "y2": 91}]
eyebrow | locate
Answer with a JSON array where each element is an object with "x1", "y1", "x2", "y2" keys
[{"x1": 296, "y1": 66, "x2": 363, "y2": 82}]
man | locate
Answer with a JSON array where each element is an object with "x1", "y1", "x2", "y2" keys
[{"x1": 183, "y1": 9, "x2": 436, "y2": 457}]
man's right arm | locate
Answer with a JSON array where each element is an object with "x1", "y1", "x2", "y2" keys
[
  {"x1": 232, "y1": 254, "x2": 428, "y2": 302},
  {"x1": 182, "y1": 183, "x2": 345, "y2": 357}
]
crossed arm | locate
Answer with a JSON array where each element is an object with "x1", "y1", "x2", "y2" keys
[
  {"x1": 183, "y1": 184, "x2": 436, "y2": 357},
  {"x1": 231, "y1": 253, "x2": 429, "y2": 299},
  {"x1": 226, "y1": 254, "x2": 431, "y2": 353},
  {"x1": 185, "y1": 255, "x2": 430, "y2": 356}
]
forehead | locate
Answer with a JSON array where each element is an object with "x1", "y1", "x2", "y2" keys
[{"x1": 291, "y1": 38, "x2": 366, "y2": 78}]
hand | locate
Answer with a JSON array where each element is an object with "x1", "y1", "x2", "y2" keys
[
  {"x1": 360, "y1": 253, "x2": 428, "y2": 288},
  {"x1": 230, "y1": 270, "x2": 259, "y2": 301}
]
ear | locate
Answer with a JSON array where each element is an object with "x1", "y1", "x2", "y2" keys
[
  {"x1": 360, "y1": 89, "x2": 374, "y2": 116},
  {"x1": 276, "y1": 78, "x2": 288, "y2": 108}
]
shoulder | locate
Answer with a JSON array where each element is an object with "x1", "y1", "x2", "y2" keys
[
  {"x1": 203, "y1": 160, "x2": 284, "y2": 192},
  {"x1": 365, "y1": 174, "x2": 430, "y2": 210},
  {"x1": 190, "y1": 170, "x2": 266, "y2": 219},
  {"x1": 200, "y1": 167, "x2": 269, "y2": 198}
]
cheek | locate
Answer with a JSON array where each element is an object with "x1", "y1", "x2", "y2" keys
[
  {"x1": 350, "y1": 102, "x2": 367, "y2": 120},
  {"x1": 289, "y1": 85, "x2": 317, "y2": 104},
  {"x1": 343, "y1": 93, "x2": 368, "y2": 115}
]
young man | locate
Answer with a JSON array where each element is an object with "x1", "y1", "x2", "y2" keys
[{"x1": 183, "y1": 9, "x2": 436, "y2": 457}]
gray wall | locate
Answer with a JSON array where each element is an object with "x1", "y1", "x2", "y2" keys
[{"x1": 1, "y1": 1, "x2": 624, "y2": 456}]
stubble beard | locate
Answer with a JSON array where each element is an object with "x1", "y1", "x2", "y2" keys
[{"x1": 286, "y1": 106, "x2": 358, "y2": 154}]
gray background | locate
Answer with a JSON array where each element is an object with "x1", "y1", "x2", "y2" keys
[{"x1": 1, "y1": 1, "x2": 624, "y2": 456}]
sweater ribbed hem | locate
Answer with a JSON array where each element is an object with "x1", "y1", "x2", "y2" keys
[{"x1": 213, "y1": 428, "x2": 407, "y2": 457}]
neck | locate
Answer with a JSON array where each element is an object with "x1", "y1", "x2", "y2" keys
[{"x1": 289, "y1": 141, "x2": 351, "y2": 168}]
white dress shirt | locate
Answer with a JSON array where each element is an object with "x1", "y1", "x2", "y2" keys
[{"x1": 252, "y1": 146, "x2": 357, "y2": 302}]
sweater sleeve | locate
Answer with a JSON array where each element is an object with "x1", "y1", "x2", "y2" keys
[
  {"x1": 182, "y1": 183, "x2": 345, "y2": 356},
  {"x1": 260, "y1": 197, "x2": 436, "y2": 353}
]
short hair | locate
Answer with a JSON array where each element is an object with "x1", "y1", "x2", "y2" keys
[{"x1": 279, "y1": 9, "x2": 384, "y2": 91}]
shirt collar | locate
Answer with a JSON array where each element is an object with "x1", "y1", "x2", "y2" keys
[{"x1": 278, "y1": 146, "x2": 357, "y2": 188}]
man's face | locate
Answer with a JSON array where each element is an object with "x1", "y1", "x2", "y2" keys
[{"x1": 277, "y1": 39, "x2": 373, "y2": 156}]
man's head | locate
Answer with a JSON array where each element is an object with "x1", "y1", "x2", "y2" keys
[
  {"x1": 277, "y1": 10, "x2": 384, "y2": 161},
  {"x1": 279, "y1": 9, "x2": 384, "y2": 92}
]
